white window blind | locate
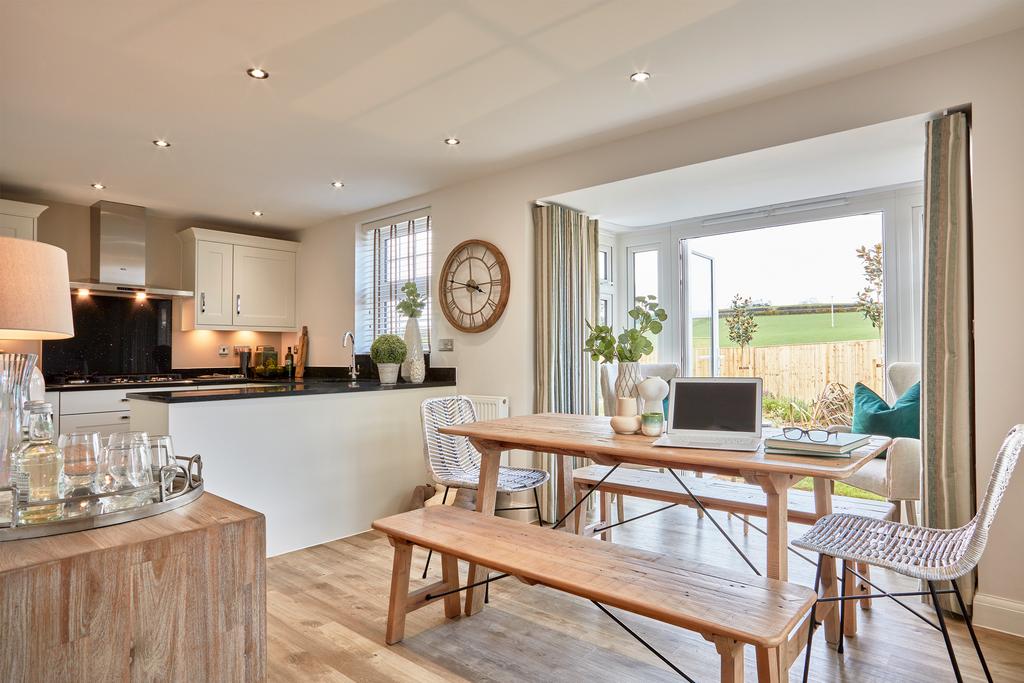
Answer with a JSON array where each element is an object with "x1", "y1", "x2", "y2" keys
[{"x1": 356, "y1": 211, "x2": 432, "y2": 353}]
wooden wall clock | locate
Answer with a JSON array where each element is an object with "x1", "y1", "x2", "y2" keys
[{"x1": 439, "y1": 239, "x2": 510, "y2": 333}]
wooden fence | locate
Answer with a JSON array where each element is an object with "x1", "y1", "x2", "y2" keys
[{"x1": 694, "y1": 339, "x2": 884, "y2": 402}]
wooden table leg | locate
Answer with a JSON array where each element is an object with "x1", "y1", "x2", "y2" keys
[
  {"x1": 755, "y1": 645, "x2": 785, "y2": 683},
  {"x1": 439, "y1": 553, "x2": 462, "y2": 619},
  {"x1": 749, "y1": 473, "x2": 794, "y2": 581},
  {"x1": 385, "y1": 539, "x2": 413, "y2": 644},
  {"x1": 464, "y1": 443, "x2": 502, "y2": 616},
  {"x1": 842, "y1": 561, "x2": 858, "y2": 636},
  {"x1": 556, "y1": 453, "x2": 575, "y2": 527},
  {"x1": 813, "y1": 477, "x2": 841, "y2": 644},
  {"x1": 713, "y1": 637, "x2": 745, "y2": 683}
]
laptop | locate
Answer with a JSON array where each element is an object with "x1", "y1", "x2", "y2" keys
[{"x1": 652, "y1": 377, "x2": 763, "y2": 451}]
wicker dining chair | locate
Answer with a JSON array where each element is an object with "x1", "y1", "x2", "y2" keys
[
  {"x1": 418, "y1": 396, "x2": 550, "y2": 580},
  {"x1": 794, "y1": 424, "x2": 1024, "y2": 683}
]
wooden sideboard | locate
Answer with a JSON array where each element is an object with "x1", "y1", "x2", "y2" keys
[{"x1": 0, "y1": 493, "x2": 266, "y2": 682}]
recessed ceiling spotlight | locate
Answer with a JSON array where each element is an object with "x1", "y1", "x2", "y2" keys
[
  {"x1": 251, "y1": 210, "x2": 264, "y2": 217},
  {"x1": 90, "y1": 182, "x2": 105, "y2": 190},
  {"x1": 629, "y1": 71, "x2": 652, "y2": 83},
  {"x1": 331, "y1": 181, "x2": 344, "y2": 189},
  {"x1": 152, "y1": 139, "x2": 171, "y2": 148},
  {"x1": 444, "y1": 137, "x2": 461, "y2": 146},
  {"x1": 246, "y1": 67, "x2": 269, "y2": 80}
]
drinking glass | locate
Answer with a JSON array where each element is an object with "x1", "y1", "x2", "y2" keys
[
  {"x1": 59, "y1": 432, "x2": 103, "y2": 518},
  {"x1": 147, "y1": 435, "x2": 178, "y2": 494},
  {"x1": 99, "y1": 432, "x2": 153, "y2": 510}
]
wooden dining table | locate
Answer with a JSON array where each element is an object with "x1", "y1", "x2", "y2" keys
[{"x1": 440, "y1": 412, "x2": 891, "y2": 644}]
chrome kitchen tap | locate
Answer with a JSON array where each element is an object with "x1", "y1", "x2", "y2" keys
[{"x1": 342, "y1": 331, "x2": 359, "y2": 387}]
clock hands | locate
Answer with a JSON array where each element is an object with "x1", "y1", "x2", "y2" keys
[{"x1": 449, "y1": 275, "x2": 485, "y2": 293}]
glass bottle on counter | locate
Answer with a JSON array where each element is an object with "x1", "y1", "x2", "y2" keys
[
  {"x1": 285, "y1": 346, "x2": 294, "y2": 380},
  {"x1": 12, "y1": 400, "x2": 64, "y2": 524}
]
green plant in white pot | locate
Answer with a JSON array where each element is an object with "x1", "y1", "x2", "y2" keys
[
  {"x1": 397, "y1": 282, "x2": 427, "y2": 383},
  {"x1": 370, "y1": 334, "x2": 407, "y2": 385},
  {"x1": 583, "y1": 295, "x2": 668, "y2": 411}
]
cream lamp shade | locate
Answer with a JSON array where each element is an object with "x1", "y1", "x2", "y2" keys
[{"x1": 0, "y1": 236, "x2": 74, "y2": 339}]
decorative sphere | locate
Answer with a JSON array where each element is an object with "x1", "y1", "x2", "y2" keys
[{"x1": 637, "y1": 377, "x2": 669, "y2": 403}]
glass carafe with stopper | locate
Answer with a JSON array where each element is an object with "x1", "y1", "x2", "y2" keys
[{"x1": 12, "y1": 400, "x2": 64, "y2": 524}]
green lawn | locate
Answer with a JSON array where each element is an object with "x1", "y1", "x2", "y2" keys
[
  {"x1": 793, "y1": 477, "x2": 885, "y2": 501},
  {"x1": 693, "y1": 311, "x2": 880, "y2": 348}
]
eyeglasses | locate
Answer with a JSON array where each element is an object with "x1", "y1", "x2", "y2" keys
[{"x1": 782, "y1": 427, "x2": 832, "y2": 443}]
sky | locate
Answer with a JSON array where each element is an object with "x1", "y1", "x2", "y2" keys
[{"x1": 687, "y1": 213, "x2": 883, "y2": 309}]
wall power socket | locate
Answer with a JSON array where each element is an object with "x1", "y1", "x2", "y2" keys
[{"x1": 218, "y1": 345, "x2": 230, "y2": 357}]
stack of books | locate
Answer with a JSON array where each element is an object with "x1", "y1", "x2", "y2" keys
[{"x1": 764, "y1": 432, "x2": 871, "y2": 457}]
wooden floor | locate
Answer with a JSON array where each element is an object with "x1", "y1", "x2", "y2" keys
[{"x1": 267, "y1": 497, "x2": 1024, "y2": 681}]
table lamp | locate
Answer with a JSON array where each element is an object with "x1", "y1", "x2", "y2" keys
[{"x1": 0, "y1": 236, "x2": 74, "y2": 483}]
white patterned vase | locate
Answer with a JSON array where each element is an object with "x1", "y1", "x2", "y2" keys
[
  {"x1": 614, "y1": 361, "x2": 643, "y2": 413},
  {"x1": 401, "y1": 317, "x2": 425, "y2": 383}
]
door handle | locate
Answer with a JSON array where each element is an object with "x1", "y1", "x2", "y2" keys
[
  {"x1": 236, "y1": 294, "x2": 241, "y2": 315},
  {"x1": 120, "y1": 415, "x2": 130, "y2": 420},
  {"x1": 200, "y1": 291, "x2": 206, "y2": 314}
]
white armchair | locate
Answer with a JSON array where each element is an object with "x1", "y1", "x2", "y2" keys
[{"x1": 841, "y1": 362, "x2": 922, "y2": 524}]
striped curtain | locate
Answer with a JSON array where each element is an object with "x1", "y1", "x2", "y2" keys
[
  {"x1": 922, "y1": 111, "x2": 976, "y2": 610},
  {"x1": 533, "y1": 203, "x2": 598, "y2": 521}
]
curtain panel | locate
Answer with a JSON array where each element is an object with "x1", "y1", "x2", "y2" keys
[
  {"x1": 922, "y1": 111, "x2": 976, "y2": 610},
  {"x1": 533, "y1": 203, "x2": 598, "y2": 521}
]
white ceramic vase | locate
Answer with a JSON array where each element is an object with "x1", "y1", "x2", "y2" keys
[
  {"x1": 637, "y1": 376, "x2": 670, "y2": 415},
  {"x1": 401, "y1": 317, "x2": 424, "y2": 383},
  {"x1": 610, "y1": 396, "x2": 641, "y2": 434},
  {"x1": 377, "y1": 363, "x2": 400, "y2": 385},
  {"x1": 614, "y1": 361, "x2": 643, "y2": 412}
]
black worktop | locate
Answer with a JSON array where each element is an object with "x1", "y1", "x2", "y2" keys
[
  {"x1": 126, "y1": 378, "x2": 457, "y2": 403},
  {"x1": 46, "y1": 377, "x2": 250, "y2": 391}
]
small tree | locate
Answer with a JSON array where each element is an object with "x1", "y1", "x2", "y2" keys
[
  {"x1": 725, "y1": 294, "x2": 758, "y2": 369},
  {"x1": 856, "y1": 243, "x2": 883, "y2": 337}
]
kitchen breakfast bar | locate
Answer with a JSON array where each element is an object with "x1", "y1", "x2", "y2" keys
[{"x1": 128, "y1": 379, "x2": 456, "y2": 556}]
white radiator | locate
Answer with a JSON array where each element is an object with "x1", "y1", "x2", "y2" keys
[{"x1": 466, "y1": 395, "x2": 509, "y2": 421}]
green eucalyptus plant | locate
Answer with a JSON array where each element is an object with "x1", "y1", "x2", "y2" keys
[
  {"x1": 370, "y1": 334, "x2": 407, "y2": 364},
  {"x1": 583, "y1": 295, "x2": 668, "y2": 363},
  {"x1": 396, "y1": 281, "x2": 426, "y2": 318}
]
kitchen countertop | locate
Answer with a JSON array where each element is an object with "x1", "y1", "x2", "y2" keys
[{"x1": 126, "y1": 378, "x2": 457, "y2": 403}]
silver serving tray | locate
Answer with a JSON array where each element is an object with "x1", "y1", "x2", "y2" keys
[{"x1": 0, "y1": 454, "x2": 204, "y2": 541}]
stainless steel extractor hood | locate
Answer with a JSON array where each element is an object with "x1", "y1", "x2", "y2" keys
[{"x1": 69, "y1": 201, "x2": 193, "y2": 298}]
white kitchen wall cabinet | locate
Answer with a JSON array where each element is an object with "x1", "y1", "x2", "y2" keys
[
  {"x1": 179, "y1": 228, "x2": 298, "y2": 331},
  {"x1": 0, "y1": 198, "x2": 47, "y2": 240}
]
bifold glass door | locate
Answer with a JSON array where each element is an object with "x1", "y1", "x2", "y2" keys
[{"x1": 680, "y1": 241, "x2": 719, "y2": 377}]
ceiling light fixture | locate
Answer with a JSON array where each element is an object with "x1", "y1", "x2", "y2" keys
[
  {"x1": 246, "y1": 67, "x2": 269, "y2": 80},
  {"x1": 629, "y1": 71, "x2": 651, "y2": 83},
  {"x1": 90, "y1": 182, "x2": 105, "y2": 190},
  {"x1": 152, "y1": 139, "x2": 171, "y2": 148},
  {"x1": 444, "y1": 137, "x2": 461, "y2": 146},
  {"x1": 331, "y1": 181, "x2": 344, "y2": 189},
  {"x1": 251, "y1": 210, "x2": 264, "y2": 217}
]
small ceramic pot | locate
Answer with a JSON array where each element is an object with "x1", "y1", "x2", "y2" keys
[
  {"x1": 610, "y1": 415, "x2": 642, "y2": 435},
  {"x1": 377, "y1": 363, "x2": 400, "y2": 385},
  {"x1": 641, "y1": 412, "x2": 664, "y2": 437},
  {"x1": 637, "y1": 376, "x2": 670, "y2": 414}
]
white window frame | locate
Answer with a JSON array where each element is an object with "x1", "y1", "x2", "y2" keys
[
  {"x1": 617, "y1": 184, "x2": 923, "y2": 379},
  {"x1": 355, "y1": 208, "x2": 432, "y2": 353}
]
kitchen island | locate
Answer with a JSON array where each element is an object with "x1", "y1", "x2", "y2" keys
[{"x1": 129, "y1": 378, "x2": 456, "y2": 556}]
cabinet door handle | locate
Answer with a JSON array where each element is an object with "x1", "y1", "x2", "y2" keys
[
  {"x1": 120, "y1": 398, "x2": 129, "y2": 403},
  {"x1": 236, "y1": 294, "x2": 241, "y2": 315},
  {"x1": 200, "y1": 291, "x2": 206, "y2": 314},
  {"x1": 120, "y1": 415, "x2": 130, "y2": 420}
]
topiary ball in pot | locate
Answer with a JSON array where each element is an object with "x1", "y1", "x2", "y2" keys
[{"x1": 370, "y1": 334, "x2": 407, "y2": 385}]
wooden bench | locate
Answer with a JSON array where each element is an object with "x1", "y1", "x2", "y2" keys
[
  {"x1": 572, "y1": 464, "x2": 896, "y2": 542},
  {"x1": 373, "y1": 505, "x2": 816, "y2": 682}
]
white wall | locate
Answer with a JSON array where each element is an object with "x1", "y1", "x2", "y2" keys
[{"x1": 295, "y1": 29, "x2": 1024, "y2": 634}]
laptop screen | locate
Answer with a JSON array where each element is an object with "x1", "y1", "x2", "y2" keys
[{"x1": 671, "y1": 380, "x2": 758, "y2": 433}]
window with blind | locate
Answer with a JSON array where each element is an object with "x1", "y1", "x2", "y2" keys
[{"x1": 355, "y1": 210, "x2": 432, "y2": 353}]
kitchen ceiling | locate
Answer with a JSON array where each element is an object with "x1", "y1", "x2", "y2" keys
[{"x1": 2, "y1": 0, "x2": 1023, "y2": 230}]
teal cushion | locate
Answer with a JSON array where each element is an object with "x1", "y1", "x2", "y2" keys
[
  {"x1": 852, "y1": 382, "x2": 921, "y2": 443},
  {"x1": 663, "y1": 397, "x2": 670, "y2": 418}
]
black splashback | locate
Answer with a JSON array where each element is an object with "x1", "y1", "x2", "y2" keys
[{"x1": 43, "y1": 295, "x2": 172, "y2": 378}]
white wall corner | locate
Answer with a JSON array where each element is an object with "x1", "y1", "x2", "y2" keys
[{"x1": 973, "y1": 592, "x2": 1024, "y2": 638}]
